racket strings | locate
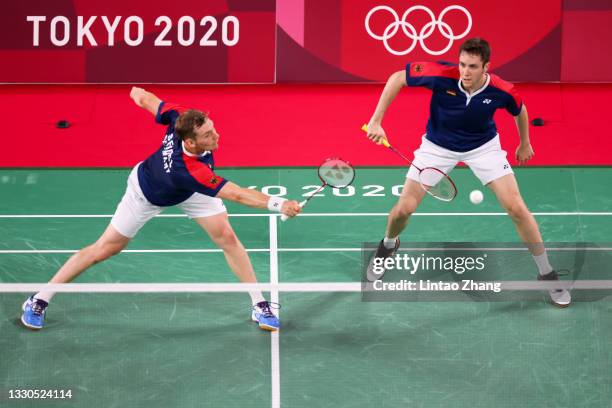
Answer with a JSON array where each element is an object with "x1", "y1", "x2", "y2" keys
[
  {"x1": 419, "y1": 167, "x2": 457, "y2": 201},
  {"x1": 319, "y1": 158, "x2": 355, "y2": 188}
]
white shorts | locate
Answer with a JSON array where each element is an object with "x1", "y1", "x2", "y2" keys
[
  {"x1": 110, "y1": 164, "x2": 226, "y2": 238},
  {"x1": 407, "y1": 135, "x2": 513, "y2": 185}
]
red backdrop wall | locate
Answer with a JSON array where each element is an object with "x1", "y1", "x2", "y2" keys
[{"x1": 1, "y1": 84, "x2": 610, "y2": 167}]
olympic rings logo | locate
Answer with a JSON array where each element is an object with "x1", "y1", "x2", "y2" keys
[{"x1": 365, "y1": 5, "x2": 472, "y2": 56}]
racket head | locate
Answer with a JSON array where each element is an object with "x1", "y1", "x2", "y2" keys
[
  {"x1": 318, "y1": 157, "x2": 356, "y2": 188},
  {"x1": 418, "y1": 167, "x2": 457, "y2": 201}
]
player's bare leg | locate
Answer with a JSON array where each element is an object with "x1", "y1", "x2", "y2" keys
[
  {"x1": 366, "y1": 178, "x2": 427, "y2": 281},
  {"x1": 194, "y1": 213, "x2": 279, "y2": 330},
  {"x1": 488, "y1": 174, "x2": 571, "y2": 307},
  {"x1": 50, "y1": 224, "x2": 130, "y2": 284},
  {"x1": 386, "y1": 178, "x2": 428, "y2": 239},
  {"x1": 487, "y1": 174, "x2": 544, "y2": 252},
  {"x1": 194, "y1": 213, "x2": 258, "y2": 284},
  {"x1": 21, "y1": 224, "x2": 130, "y2": 329}
]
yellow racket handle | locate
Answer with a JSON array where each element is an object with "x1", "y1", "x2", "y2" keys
[{"x1": 361, "y1": 124, "x2": 391, "y2": 148}]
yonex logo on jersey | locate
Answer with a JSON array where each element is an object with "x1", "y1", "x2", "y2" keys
[
  {"x1": 364, "y1": 5, "x2": 472, "y2": 56},
  {"x1": 446, "y1": 90, "x2": 457, "y2": 96},
  {"x1": 483, "y1": 99, "x2": 492, "y2": 104}
]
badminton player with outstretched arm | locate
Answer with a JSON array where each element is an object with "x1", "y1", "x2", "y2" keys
[
  {"x1": 364, "y1": 38, "x2": 570, "y2": 307},
  {"x1": 21, "y1": 87, "x2": 301, "y2": 331}
]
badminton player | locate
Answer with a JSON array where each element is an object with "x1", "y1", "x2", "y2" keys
[
  {"x1": 364, "y1": 38, "x2": 570, "y2": 307},
  {"x1": 21, "y1": 87, "x2": 301, "y2": 331}
]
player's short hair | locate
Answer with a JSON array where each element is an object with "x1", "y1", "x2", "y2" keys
[
  {"x1": 459, "y1": 38, "x2": 490, "y2": 66},
  {"x1": 175, "y1": 110, "x2": 208, "y2": 141}
]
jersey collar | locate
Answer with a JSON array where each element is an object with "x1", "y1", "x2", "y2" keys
[{"x1": 458, "y1": 74, "x2": 490, "y2": 106}]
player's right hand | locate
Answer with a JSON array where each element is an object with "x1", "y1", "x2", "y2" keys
[
  {"x1": 130, "y1": 86, "x2": 146, "y2": 105},
  {"x1": 281, "y1": 200, "x2": 302, "y2": 218},
  {"x1": 366, "y1": 122, "x2": 387, "y2": 145}
]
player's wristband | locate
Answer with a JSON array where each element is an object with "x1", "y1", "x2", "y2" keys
[{"x1": 267, "y1": 197, "x2": 287, "y2": 212}]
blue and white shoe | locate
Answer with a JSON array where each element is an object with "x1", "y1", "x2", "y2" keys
[
  {"x1": 251, "y1": 301, "x2": 280, "y2": 331},
  {"x1": 21, "y1": 295, "x2": 49, "y2": 330}
]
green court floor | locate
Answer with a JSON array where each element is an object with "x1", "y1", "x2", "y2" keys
[{"x1": 1, "y1": 167, "x2": 611, "y2": 407}]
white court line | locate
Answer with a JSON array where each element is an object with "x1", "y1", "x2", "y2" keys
[
  {"x1": 0, "y1": 212, "x2": 611, "y2": 218},
  {"x1": 268, "y1": 215, "x2": 281, "y2": 408},
  {"x1": 0, "y1": 214, "x2": 268, "y2": 218},
  {"x1": 3, "y1": 247, "x2": 612, "y2": 254},
  {"x1": 0, "y1": 249, "x2": 269, "y2": 254},
  {"x1": 1, "y1": 281, "x2": 612, "y2": 292}
]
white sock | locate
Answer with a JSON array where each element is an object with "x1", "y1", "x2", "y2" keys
[
  {"x1": 249, "y1": 291, "x2": 266, "y2": 306},
  {"x1": 383, "y1": 236, "x2": 398, "y2": 249},
  {"x1": 533, "y1": 251, "x2": 553, "y2": 276},
  {"x1": 34, "y1": 291, "x2": 55, "y2": 303}
]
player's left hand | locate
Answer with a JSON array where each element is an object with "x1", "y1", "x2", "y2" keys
[{"x1": 516, "y1": 142, "x2": 534, "y2": 165}]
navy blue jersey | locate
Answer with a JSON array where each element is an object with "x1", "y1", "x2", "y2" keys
[
  {"x1": 406, "y1": 61, "x2": 523, "y2": 152},
  {"x1": 137, "y1": 102, "x2": 228, "y2": 206}
]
